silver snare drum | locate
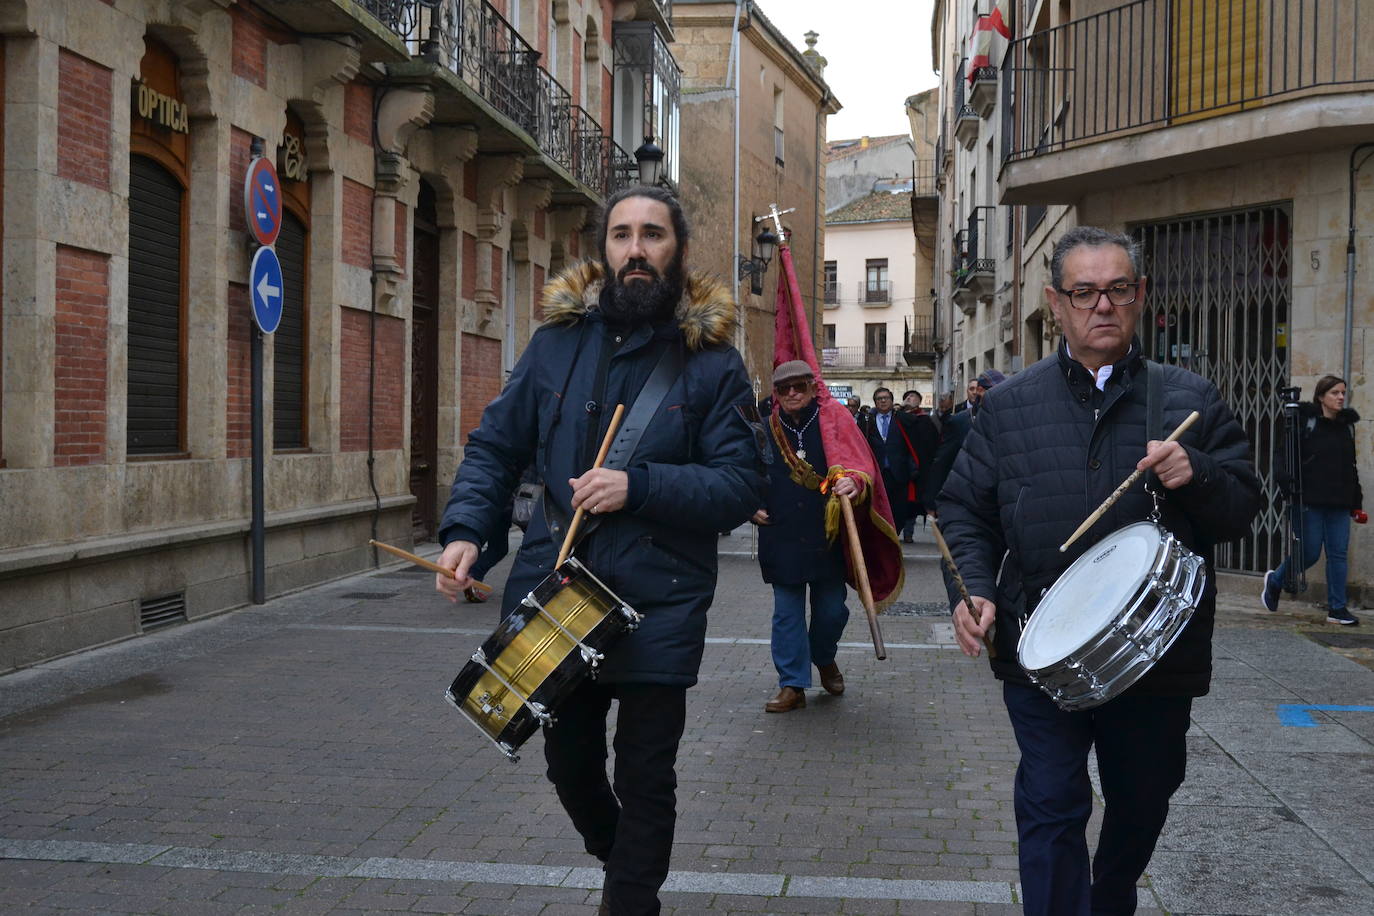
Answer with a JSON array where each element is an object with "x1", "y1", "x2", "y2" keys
[{"x1": 1017, "y1": 522, "x2": 1207, "y2": 711}]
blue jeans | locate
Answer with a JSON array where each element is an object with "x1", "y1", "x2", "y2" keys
[
  {"x1": 1003, "y1": 684, "x2": 1191, "y2": 916},
  {"x1": 770, "y1": 578, "x2": 849, "y2": 688},
  {"x1": 1274, "y1": 506, "x2": 1351, "y2": 610}
]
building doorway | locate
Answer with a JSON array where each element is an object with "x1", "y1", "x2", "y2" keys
[
  {"x1": 409, "y1": 182, "x2": 440, "y2": 541},
  {"x1": 1133, "y1": 204, "x2": 1291, "y2": 573}
]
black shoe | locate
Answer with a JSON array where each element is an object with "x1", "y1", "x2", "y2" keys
[
  {"x1": 1328, "y1": 608, "x2": 1360, "y2": 625},
  {"x1": 1260, "y1": 570, "x2": 1280, "y2": 612}
]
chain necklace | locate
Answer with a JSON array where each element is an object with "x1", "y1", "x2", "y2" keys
[{"x1": 778, "y1": 405, "x2": 819, "y2": 461}]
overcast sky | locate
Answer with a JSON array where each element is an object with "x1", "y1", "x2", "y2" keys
[{"x1": 756, "y1": 0, "x2": 938, "y2": 141}]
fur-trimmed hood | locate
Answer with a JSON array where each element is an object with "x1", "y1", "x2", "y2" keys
[{"x1": 539, "y1": 261, "x2": 737, "y2": 351}]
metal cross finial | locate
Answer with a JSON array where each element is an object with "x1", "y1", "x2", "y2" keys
[{"x1": 755, "y1": 204, "x2": 796, "y2": 238}]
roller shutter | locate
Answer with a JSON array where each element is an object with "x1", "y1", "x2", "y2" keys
[
  {"x1": 273, "y1": 211, "x2": 306, "y2": 449},
  {"x1": 127, "y1": 154, "x2": 183, "y2": 455}
]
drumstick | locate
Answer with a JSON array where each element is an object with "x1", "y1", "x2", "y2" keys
[
  {"x1": 556, "y1": 403, "x2": 627, "y2": 567},
  {"x1": 930, "y1": 521, "x2": 996, "y2": 658},
  {"x1": 1058, "y1": 409, "x2": 1201, "y2": 553},
  {"x1": 369, "y1": 539, "x2": 493, "y2": 593}
]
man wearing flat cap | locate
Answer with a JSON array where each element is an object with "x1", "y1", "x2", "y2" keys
[{"x1": 751, "y1": 360, "x2": 861, "y2": 713}]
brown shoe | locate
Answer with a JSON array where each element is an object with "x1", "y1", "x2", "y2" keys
[
  {"x1": 817, "y1": 662, "x2": 845, "y2": 696},
  {"x1": 765, "y1": 686, "x2": 806, "y2": 713}
]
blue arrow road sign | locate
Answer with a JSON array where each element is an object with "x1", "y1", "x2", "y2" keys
[
  {"x1": 245, "y1": 157, "x2": 283, "y2": 248},
  {"x1": 249, "y1": 246, "x2": 284, "y2": 334},
  {"x1": 1277, "y1": 703, "x2": 1374, "y2": 727}
]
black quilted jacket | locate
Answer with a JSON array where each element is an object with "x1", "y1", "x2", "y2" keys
[{"x1": 937, "y1": 339, "x2": 1263, "y2": 695}]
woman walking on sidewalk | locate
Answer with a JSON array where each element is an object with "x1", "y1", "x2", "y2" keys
[{"x1": 1263, "y1": 375, "x2": 1365, "y2": 624}]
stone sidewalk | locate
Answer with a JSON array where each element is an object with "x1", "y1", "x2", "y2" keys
[{"x1": 1, "y1": 527, "x2": 1372, "y2": 914}]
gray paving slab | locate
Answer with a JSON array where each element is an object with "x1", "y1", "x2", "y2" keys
[{"x1": 2, "y1": 536, "x2": 1373, "y2": 913}]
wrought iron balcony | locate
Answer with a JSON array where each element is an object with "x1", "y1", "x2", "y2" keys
[
  {"x1": 952, "y1": 207, "x2": 996, "y2": 313},
  {"x1": 1003, "y1": 0, "x2": 1374, "y2": 163},
  {"x1": 408, "y1": 0, "x2": 623, "y2": 196},
  {"x1": 358, "y1": 0, "x2": 420, "y2": 40},
  {"x1": 860, "y1": 281, "x2": 893, "y2": 306},
  {"x1": 820, "y1": 345, "x2": 919, "y2": 371},
  {"x1": 823, "y1": 281, "x2": 840, "y2": 306}
]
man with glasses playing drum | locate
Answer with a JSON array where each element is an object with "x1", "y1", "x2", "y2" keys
[
  {"x1": 435, "y1": 185, "x2": 766, "y2": 915},
  {"x1": 937, "y1": 226, "x2": 1261, "y2": 916}
]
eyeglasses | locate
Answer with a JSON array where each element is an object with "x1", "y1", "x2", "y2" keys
[
  {"x1": 774, "y1": 380, "x2": 811, "y2": 395},
  {"x1": 1056, "y1": 279, "x2": 1143, "y2": 309}
]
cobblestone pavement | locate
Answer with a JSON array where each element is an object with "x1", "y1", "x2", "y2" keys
[{"x1": 2, "y1": 526, "x2": 1372, "y2": 914}]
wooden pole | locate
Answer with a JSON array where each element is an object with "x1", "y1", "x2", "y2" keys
[
  {"x1": 838, "y1": 493, "x2": 886, "y2": 660},
  {"x1": 556, "y1": 404, "x2": 627, "y2": 567}
]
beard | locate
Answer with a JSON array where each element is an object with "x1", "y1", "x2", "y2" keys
[{"x1": 600, "y1": 253, "x2": 685, "y2": 325}]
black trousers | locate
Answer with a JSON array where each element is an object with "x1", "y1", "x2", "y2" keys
[
  {"x1": 1003, "y1": 683, "x2": 1191, "y2": 916},
  {"x1": 543, "y1": 679, "x2": 687, "y2": 916}
]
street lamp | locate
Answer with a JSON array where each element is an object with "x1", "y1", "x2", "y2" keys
[
  {"x1": 737, "y1": 225, "x2": 779, "y2": 296},
  {"x1": 634, "y1": 136, "x2": 665, "y2": 186}
]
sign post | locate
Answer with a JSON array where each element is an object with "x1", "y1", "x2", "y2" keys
[{"x1": 245, "y1": 144, "x2": 284, "y2": 605}]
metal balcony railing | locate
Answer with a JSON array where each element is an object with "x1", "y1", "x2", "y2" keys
[
  {"x1": 823, "y1": 281, "x2": 839, "y2": 304},
  {"x1": 912, "y1": 158, "x2": 938, "y2": 197},
  {"x1": 906, "y1": 316, "x2": 935, "y2": 358},
  {"x1": 952, "y1": 207, "x2": 996, "y2": 286},
  {"x1": 820, "y1": 346, "x2": 916, "y2": 371},
  {"x1": 360, "y1": 0, "x2": 420, "y2": 39},
  {"x1": 860, "y1": 280, "x2": 892, "y2": 305},
  {"x1": 1003, "y1": 0, "x2": 1374, "y2": 162},
  {"x1": 408, "y1": 0, "x2": 621, "y2": 195}
]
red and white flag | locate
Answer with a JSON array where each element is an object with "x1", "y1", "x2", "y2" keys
[
  {"x1": 771, "y1": 239, "x2": 905, "y2": 609},
  {"x1": 969, "y1": 1, "x2": 1012, "y2": 81}
]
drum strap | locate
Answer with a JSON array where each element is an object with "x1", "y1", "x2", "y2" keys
[
  {"x1": 544, "y1": 340, "x2": 686, "y2": 553},
  {"x1": 1145, "y1": 358, "x2": 1163, "y2": 491}
]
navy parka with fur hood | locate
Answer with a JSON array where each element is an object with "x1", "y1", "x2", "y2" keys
[
  {"x1": 936, "y1": 339, "x2": 1263, "y2": 696},
  {"x1": 439, "y1": 262, "x2": 767, "y2": 687}
]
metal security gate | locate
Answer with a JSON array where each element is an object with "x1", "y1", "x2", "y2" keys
[{"x1": 1132, "y1": 205, "x2": 1291, "y2": 573}]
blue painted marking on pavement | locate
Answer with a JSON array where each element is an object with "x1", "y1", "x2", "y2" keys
[{"x1": 1277, "y1": 703, "x2": 1374, "y2": 727}]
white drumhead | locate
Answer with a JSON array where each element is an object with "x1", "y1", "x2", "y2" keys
[{"x1": 1019, "y1": 523, "x2": 1162, "y2": 670}]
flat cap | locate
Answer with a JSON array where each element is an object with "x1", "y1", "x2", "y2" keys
[{"x1": 772, "y1": 360, "x2": 815, "y2": 385}]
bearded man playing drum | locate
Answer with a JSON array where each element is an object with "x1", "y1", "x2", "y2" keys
[
  {"x1": 435, "y1": 186, "x2": 766, "y2": 915},
  {"x1": 937, "y1": 226, "x2": 1262, "y2": 916}
]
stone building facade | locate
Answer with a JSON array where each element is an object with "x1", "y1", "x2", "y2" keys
[
  {"x1": 932, "y1": 0, "x2": 1374, "y2": 591},
  {"x1": 0, "y1": 0, "x2": 676, "y2": 672},
  {"x1": 670, "y1": 0, "x2": 838, "y2": 389}
]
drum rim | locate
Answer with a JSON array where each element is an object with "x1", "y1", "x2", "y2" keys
[{"x1": 1017, "y1": 521, "x2": 1171, "y2": 672}]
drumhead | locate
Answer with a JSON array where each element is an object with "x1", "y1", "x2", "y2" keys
[{"x1": 1019, "y1": 522, "x2": 1162, "y2": 671}]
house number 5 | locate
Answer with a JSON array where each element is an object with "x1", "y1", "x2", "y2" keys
[{"x1": 1311, "y1": 251, "x2": 1321, "y2": 271}]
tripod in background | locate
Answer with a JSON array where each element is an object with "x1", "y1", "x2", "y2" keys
[{"x1": 1279, "y1": 386, "x2": 1307, "y2": 595}]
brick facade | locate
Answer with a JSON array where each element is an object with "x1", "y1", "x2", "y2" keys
[
  {"x1": 461, "y1": 232, "x2": 477, "y2": 299},
  {"x1": 460, "y1": 333, "x2": 502, "y2": 443},
  {"x1": 53, "y1": 246, "x2": 109, "y2": 467},
  {"x1": 344, "y1": 81, "x2": 373, "y2": 145},
  {"x1": 533, "y1": 265, "x2": 546, "y2": 320},
  {"x1": 341, "y1": 178, "x2": 373, "y2": 269},
  {"x1": 56, "y1": 50, "x2": 111, "y2": 191},
  {"x1": 230, "y1": 5, "x2": 268, "y2": 88},
  {"x1": 226, "y1": 283, "x2": 251, "y2": 459},
  {"x1": 339, "y1": 308, "x2": 403, "y2": 452},
  {"x1": 463, "y1": 159, "x2": 478, "y2": 202},
  {"x1": 227, "y1": 126, "x2": 253, "y2": 234}
]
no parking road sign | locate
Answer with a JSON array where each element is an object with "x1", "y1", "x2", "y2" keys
[
  {"x1": 249, "y1": 246, "x2": 284, "y2": 334},
  {"x1": 244, "y1": 156, "x2": 283, "y2": 248}
]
